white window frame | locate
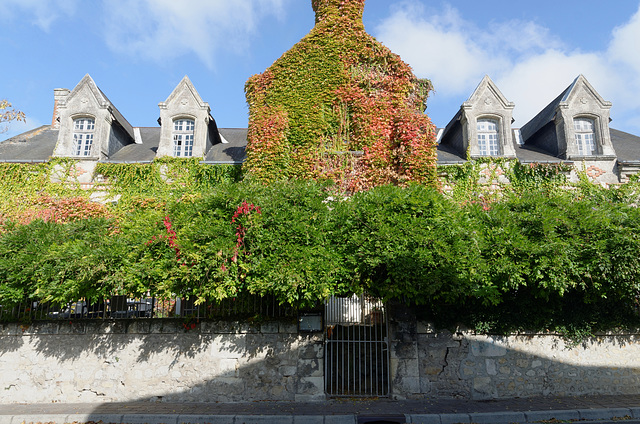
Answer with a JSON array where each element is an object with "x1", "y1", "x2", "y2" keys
[
  {"x1": 477, "y1": 119, "x2": 499, "y2": 156},
  {"x1": 574, "y1": 117, "x2": 597, "y2": 156},
  {"x1": 72, "y1": 117, "x2": 95, "y2": 157},
  {"x1": 173, "y1": 119, "x2": 195, "y2": 157}
]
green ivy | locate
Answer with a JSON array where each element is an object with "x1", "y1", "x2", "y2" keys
[
  {"x1": 2, "y1": 178, "x2": 640, "y2": 342},
  {"x1": 245, "y1": 0, "x2": 437, "y2": 190}
]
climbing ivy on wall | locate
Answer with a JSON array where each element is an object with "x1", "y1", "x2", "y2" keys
[
  {"x1": 245, "y1": 0, "x2": 437, "y2": 191},
  {"x1": 440, "y1": 158, "x2": 574, "y2": 204},
  {"x1": 0, "y1": 159, "x2": 242, "y2": 226},
  {"x1": 95, "y1": 157, "x2": 242, "y2": 200}
]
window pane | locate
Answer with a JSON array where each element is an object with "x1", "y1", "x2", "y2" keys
[
  {"x1": 74, "y1": 134, "x2": 82, "y2": 156},
  {"x1": 477, "y1": 119, "x2": 499, "y2": 156},
  {"x1": 488, "y1": 134, "x2": 499, "y2": 155},
  {"x1": 172, "y1": 119, "x2": 195, "y2": 157},
  {"x1": 574, "y1": 118, "x2": 596, "y2": 155},
  {"x1": 478, "y1": 134, "x2": 487, "y2": 155}
]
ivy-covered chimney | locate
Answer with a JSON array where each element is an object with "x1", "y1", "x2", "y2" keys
[{"x1": 312, "y1": 0, "x2": 364, "y2": 24}]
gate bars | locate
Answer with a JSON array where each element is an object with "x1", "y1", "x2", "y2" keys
[{"x1": 324, "y1": 294, "x2": 390, "y2": 397}]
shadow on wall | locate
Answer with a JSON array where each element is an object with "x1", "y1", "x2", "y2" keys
[
  {"x1": 0, "y1": 319, "x2": 324, "y2": 405},
  {"x1": 386, "y1": 305, "x2": 640, "y2": 401},
  {"x1": 2, "y1": 318, "x2": 640, "y2": 414}
]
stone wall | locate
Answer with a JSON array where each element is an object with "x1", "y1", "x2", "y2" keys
[
  {"x1": 0, "y1": 319, "x2": 324, "y2": 403},
  {"x1": 389, "y1": 313, "x2": 640, "y2": 400},
  {"x1": 3, "y1": 314, "x2": 640, "y2": 404}
]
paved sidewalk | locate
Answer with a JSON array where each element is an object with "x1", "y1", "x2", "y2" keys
[{"x1": 1, "y1": 394, "x2": 640, "y2": 424}]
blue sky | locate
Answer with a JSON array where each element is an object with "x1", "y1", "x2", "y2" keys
[{"x1": 2, "y1": 0, "x2": 640, "y2": 140}]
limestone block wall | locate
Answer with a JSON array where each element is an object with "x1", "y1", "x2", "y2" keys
[
  {"x1": 3, "y1": 315, "x2": 640, "y2": 403},
  {"x1": 389, "y1": 316, "x2": 640, "y2": 400},
  {"x1": 0, "y1": 319, "x2": 324, "y2": 404}
]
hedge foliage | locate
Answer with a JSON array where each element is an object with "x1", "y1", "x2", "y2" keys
[{"x1": 1, "y1": 177, "x2": 640, "y2": 337}]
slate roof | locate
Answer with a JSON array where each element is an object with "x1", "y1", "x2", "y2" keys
[
  {"x1": 96, "y1": 86, "x2": 135, "y2": 139},
  {"x1": 106, "y1": 127, "x2": 159, "y2": 162},
  {"x1": 205, "y1": 128, "x2": 248, "y2": 163},
  {"x1": 0, "y1": 126, "x2": 247, "y2": 164},
  {"x1": 611, "y1": 128, "x2": 640, "y2": 164},
  {"x1": 0, "y1": 124, "x2": 637, "y2": 170},
  {"x1": 436, "y1": 143, "x2": 465, "y2": 164},
  {"x1": 519, "y1": 88, "x2": 569, "y2": 144},
  {"x1": 436, "y1": 125, "x2": 572, "y2": 166},
  {"x1": 0, "y1": 126, "x2": 58, "y2": 162},
  {"x1": 513, "y1": 139, "x2": 567, "y2": 163}
]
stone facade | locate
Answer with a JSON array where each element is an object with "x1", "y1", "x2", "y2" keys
[
  {"x1": 2, "y1": 316, "x2": 640, "y2": 403},
  {"x1": 459, "y1": 75, "x2": 517, "y2": 159},
  {"x1": 156, "y1": 75, "x2": 217, "y2": 159},
  {"x1": 389, "y1": 316, "x2": 640, "y2": 400},
  {"x1": 438, "y1": 74, "x2": 640, "y2": 185},
  {"x1": 52, "y1": 74, "x2": 135, "y2": 161},
  {"x1": 0, "y1": 319, "x2": 324, "y2": 403}
]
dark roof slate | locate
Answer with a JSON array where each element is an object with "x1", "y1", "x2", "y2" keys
[
  {"x1": 106, "y1": 127, "x2": 159, "y2": 162},
  {"x1": 520, "y1": 84, "x2": 571, "y2": 143},
  {"x1": 436, "y1": 143, "x2": 466, "y2": 164},
  {"x1": 205, "y1": 128, "x2": 248, "y2": 163},
  {"x1": 611, "y1": 128, "x2": 640, "y2": 164},
  {"x1": 0, "y1": 125, "x2": 58, "y2": 162}
]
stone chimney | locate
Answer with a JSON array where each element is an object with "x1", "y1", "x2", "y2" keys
[{"x1": 51, "y1": 88, "x2": 70, "y2": 130}]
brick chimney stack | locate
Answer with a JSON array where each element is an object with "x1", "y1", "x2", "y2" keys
[{"x1": 51, "y1": 88, "x2": 70, "y2": 130}]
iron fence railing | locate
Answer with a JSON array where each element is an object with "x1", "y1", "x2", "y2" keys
[{"x1": 0, "y1": 293, "x2": 297, "y2": 323}]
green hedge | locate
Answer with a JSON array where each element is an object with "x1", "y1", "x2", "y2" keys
[{"x1": 1, "y1": 180, "x2": 640, "y2": 338}]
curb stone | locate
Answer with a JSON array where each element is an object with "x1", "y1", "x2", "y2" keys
[
  {"x1": 67, "y1": 414, "x2": 125, "y2": 423},
  {"x1": 233, "y1": 416, "x2": 294, "y2": 424},
  {"x1": 578, "y1": 408, "x2": 633, "y2": 421},
  {"x1": 325, "y1": 416, "x2": 357, "y2": 424},
  {"x1": 406, "y1": 414, "x2": 441, "y2": 424},
  {"x1": 440, "y1": 414, "x2": 471, "y2": 424},
  {"x1": 121, "y1": 414, "x2": 179, "y2": 424},
  {"x1": 177, "y1": 415, "x2": 236, "y2": 424},
  {"x1": 292, "y1": 416, "x2": 325, "y2": 424},
  {"x1": 524, "y1": 409, "x2": 580, "y2": 422},
  {"x1": 469, "y1": 411, "x2": 526, "y2": 423}
]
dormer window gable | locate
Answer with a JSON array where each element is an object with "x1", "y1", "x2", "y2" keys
[
  {"x1": 52, "y1": 74, "x2": 134, "y2": 160},
  {"x1": 157, "y1": 76, "x2": 213, "y2": 159},
  {"x1": 521, "y1": 75, "x2": 616, "y2": 159},
  {"x1": 440, "y1": 76, "x2": 516, "y2": 159}
]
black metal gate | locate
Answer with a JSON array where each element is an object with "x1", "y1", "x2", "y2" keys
[{"x1": 324, "y1": 294, "x2": 390, "y2": 397}]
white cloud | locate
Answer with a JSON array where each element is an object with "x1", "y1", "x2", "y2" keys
[
  {"x1": 375, "y1": 1, "x2": 640, "y2": 133},
  {"x1": 374, "y1": 2, "x2": 560, "y2": 98},
  {"x1": 496, "y1": 51, "x2": 608, "y2": 127},
  {"x1": 609, "y1": 6, "x2": 640, "y2": 75},
  {"x1": 606, "y1": 5, "x2": 640, "y2": 130},
  {"x1": 0, "y1": 0, "x2": 78, "y2": 31},
  {"x1": 374, "y1": 4, "x2": 492, "y2": 96},
  {"x1": 101, "y1": 0, "x2": 287, "y2": 68}
]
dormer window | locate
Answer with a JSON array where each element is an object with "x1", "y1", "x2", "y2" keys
[
  {"x1": 73, "y1": 117, "x2": 95, "y2": 156},
  {"x1": 173, "y1": 119, "x2": 194, "y2": 157},
  {"x1": 477, "y1": 119, "x2": 499, "y2": 156},
  {"x1": 574, "y1": 118, "x2": 596, "y2": 155}
]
